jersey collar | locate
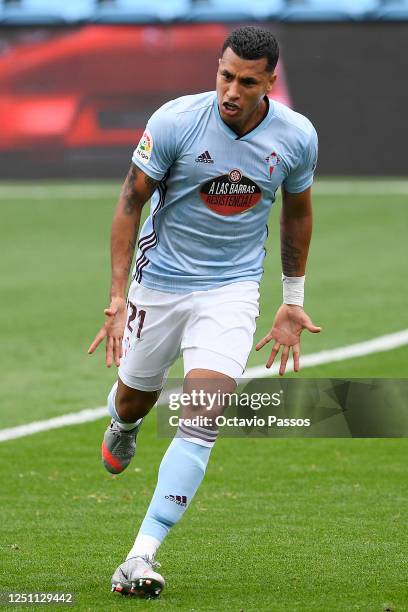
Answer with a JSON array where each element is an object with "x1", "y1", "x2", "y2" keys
[{"x1": 213, "y1": 93, "x2": 274, "y2": 141}]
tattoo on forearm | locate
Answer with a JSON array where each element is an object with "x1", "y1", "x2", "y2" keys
[
  {"x1": 121, "y1": 165, "x2": 140, "y2": 214},
  {"x1": 281, "y1": 236, "x2": 301, "y2": 276},
  {"x1": 120, "y1": 164, "x2": 159, "y2": 215},
  {"x1": 144, "y1": 174, "x2": 159, "y2": 191},
  {"x1": 118, "y1": 164, "x2": 160, "y2": 277}
]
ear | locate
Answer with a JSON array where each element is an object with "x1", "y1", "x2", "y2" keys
[{"x1": 266, "y1": 73, "x2": 277, "y2": 93}]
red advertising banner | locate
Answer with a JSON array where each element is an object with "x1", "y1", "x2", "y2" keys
[{"x1": 0, "y1": 24, "x2": 291, "y2": 176}]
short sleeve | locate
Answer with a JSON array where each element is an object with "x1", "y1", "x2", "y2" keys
[
  {"x1": 283, "y1": 127, "x2": 318, "y2": 194},
  {"x1": 132, "y1": 103, "x2": 178, "y2": 181}
]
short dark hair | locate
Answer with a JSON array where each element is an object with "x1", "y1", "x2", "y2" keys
[{"x1": 221, "y1": 26, "x2": 279, "y2": 73}]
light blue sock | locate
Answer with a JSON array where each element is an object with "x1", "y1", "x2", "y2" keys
[
  {"x1": 107, "y1": 382, "x2": 120, "y2": 419},
  {"x1": 137, "y1": 436, "x2": 214, "y2": 543}
]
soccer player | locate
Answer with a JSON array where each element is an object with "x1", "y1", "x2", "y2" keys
[{"x1": 88, "y1": 25, "x2": 321, "y2": 599}]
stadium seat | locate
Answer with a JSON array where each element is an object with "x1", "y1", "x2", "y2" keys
[
  {"x1": 93, "y1": 0, "x2": 190, "y2": 23},
  {"x1": 0, "y1": 0, "x2": 95, "y2": 23},
  {"x1": 2, "y1": 0, "x2": 407, "y2": 26},
  {"x1": 185, "y1": 0, "x2": 284, "y2": 22},
  {"x1": 247, "y1": 0, "x2": 286, "y2": 19},
  {"x1": 374, "y1": 0, "x2": 408, "y2": 19},
  {"x1": 1, "y1": 0, "x2": 65, "y2": 24},
  {"x1": 280, "y1": 0, "x2": 378, "y2": 21},
  {"x1": 60, "y1": 0, "x2": 96, "y2": 22}
]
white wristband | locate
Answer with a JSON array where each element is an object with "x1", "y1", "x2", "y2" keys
[{"x1": 282, "y1": 274, "x2": 305, "y2": 307}]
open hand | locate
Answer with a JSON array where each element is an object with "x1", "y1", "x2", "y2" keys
[
  {"x1": 255, "y1": 304, "x2": 321, "y2": 375},
  {"x1": 88, "y1": 297, "x2": 127, "y2": 367}
]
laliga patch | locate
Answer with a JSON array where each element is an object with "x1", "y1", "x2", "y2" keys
[
  {"x1": 135, "y1": 130, "x2": 153, "y2": 165},
  {"x1": 200, "y1": 169, "x2": 261, "y2": 216}
]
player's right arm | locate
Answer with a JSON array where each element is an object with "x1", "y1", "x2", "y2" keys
[{"x1": 88, "y1": 163, "x2": 159, "y2": 367}]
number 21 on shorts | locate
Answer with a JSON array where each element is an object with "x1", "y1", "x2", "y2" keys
[{"x1": 126, "y1": 301, "x2": 146, "y2": 339}]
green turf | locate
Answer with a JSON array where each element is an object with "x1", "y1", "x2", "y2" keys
[
  {"x1": 1, "y1": 180, "x2": 408, "y2": 610},
  {"x1": 1, "y1": 417, "x2": 407, "y2": 611}
]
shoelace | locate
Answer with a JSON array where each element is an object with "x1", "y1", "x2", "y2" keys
[
  {"x1": 110, "y1": 424, "x2": 137, "y2": 455},
  {"x1": 139, "y1": 555, "x2": 161, "y2": 569},
  {"x1": 112, "y1": 444, "x2": 132, "y2": 456},
  {"x1": 112, "y1": 437, "x2": 136, "y2": 455}
]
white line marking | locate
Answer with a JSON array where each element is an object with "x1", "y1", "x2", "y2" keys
[
  {"x1": 0, "y1": 408, "x2": 107, "y2": 444},
  {"x1": 1, "y1": 180, "x2": 408, "y2": 199},
  {"x1": 0, "y1": 330, "x2": 407, "y2": 443}
]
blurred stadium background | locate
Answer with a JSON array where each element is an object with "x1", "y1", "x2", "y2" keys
[
  {"x1": 1, "y1": 2, "x2": 407, "y2": 610},
  {"x1": 0, "y1": 1, "x2": 407, "y2": 177}
]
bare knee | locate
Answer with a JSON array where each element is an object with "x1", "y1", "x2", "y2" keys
[
  {"x1": 116, "y1": 378, "x2": 160, "y2": 422},
  {"x1": 182, "y1": 369, "x2": 236, "y2": 424}
]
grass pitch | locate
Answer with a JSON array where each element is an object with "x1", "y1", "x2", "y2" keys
[{"x1": 0, "y1": 179, "x2": 407, "y2": 610}]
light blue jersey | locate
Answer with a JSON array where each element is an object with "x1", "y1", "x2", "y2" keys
[{"x1": 132, "y1": 91, "x2": 317, "y2": 293}]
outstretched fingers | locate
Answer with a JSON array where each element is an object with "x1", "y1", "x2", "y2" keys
[
  {"x1": 293, "y1": 344, "x2": 300, "y2": 372},
  {"x1": 88, "y1": 304, "x2": 123, "y2": 367},
  {"x1": 303, "y1": 318, "x2": 322, "y2": 334},
  {"x1": 266, "y1": 342, "x2": 281, "y2": 369},
  {"x1": 104, "y1": 307, "x2": 117, "y2": 317},
  {"x1": 255, "y1": 332, "x2": 274, "y2": 351},
  {"x1": 106, "y1": 335, "x2": 114, "y2": 368},
  {"x1": 279, "y1": 345, "x2": 290, "y2": 376},
  {"x1": 88, "y1": 328, "x2": 107, "y2": 354},
  {"x1": 113, "y1": 336, "x2": 123, "y2": 367}
]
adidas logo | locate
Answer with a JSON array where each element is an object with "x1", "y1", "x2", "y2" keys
[
  {"x1": 165, "y1": 494, "x2": 187, "y2": 507},
  {"x1": 195, "y1": 150, "x2": 214, "y2": 164}
]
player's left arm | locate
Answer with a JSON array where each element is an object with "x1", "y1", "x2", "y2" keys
[{"x1": 256, "y1": 186, "x2": 321, "y2": 375}]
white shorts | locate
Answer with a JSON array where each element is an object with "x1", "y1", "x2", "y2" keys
[{"x1": 118, "y1": 280, "x2": 260, "y2": 391}]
